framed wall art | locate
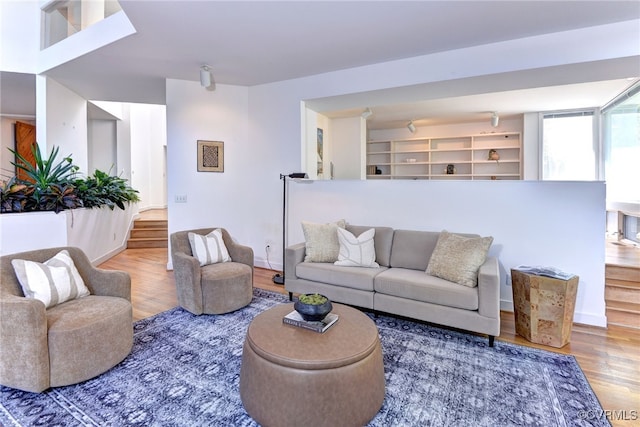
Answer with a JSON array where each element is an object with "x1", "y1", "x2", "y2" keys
[{"x1": 197, "y1": 140, "x2": 224, "y2": 172}]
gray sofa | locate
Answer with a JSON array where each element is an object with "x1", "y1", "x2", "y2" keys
[{"x1": 285, "y1": 225, "x2": 500, "y2": 346}]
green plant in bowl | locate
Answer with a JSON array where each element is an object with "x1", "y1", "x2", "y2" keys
[
  {"x1": 295, "y1": 293, "x2": 333, "y2": 322},
  {"x1": 298, "y1": 293, "x2": 328, "y2": 305}
]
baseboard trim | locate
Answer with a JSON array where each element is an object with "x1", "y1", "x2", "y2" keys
[{"x1": 500, "y1": 299, "x2": 607, "y2": 328}]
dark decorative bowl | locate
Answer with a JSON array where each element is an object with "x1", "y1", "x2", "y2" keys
[{"x1": 294, "y1": 294, "x2": 333, "y2": 322}]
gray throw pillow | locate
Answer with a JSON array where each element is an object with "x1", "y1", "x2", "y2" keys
[
  {"x1": 301, "y1": 219, "x2": 346, "y2": 262},
  {"x1": 426, "y1": 230, "x2": 493, "y2": 287}
]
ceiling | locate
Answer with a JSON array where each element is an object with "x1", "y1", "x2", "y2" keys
[{"x1": 2, "y1": 1, "x2": 639, "y2": 127}]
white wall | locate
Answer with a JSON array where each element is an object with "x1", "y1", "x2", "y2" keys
[
  {"x1": 287, "y1": 180, "x2": 606, "y2": 327},
  {"x1": 38, "y1": 77, "x2": 89, "y2": 172},
  {"x1": 88, "y1": 119, "x2": 117, "y2": 173},
  {"x1": 166, "y1": 79, "x2": 256, "y2": 263},
  {"x1": 331, "y1": 116, "x2": 365, "y2": 180},
  {"x1": 522, "y1": 113, "x2": 541, "y2": 179},
  {"x1": 130, "y1": 103, "x2": 166, "y2": 210},
  {"x1": 369, "y1": 117, "x2": 522, "y2": 142},
  {"x1": 0, "y1": 0, "x2": 40, "y2": 73}
]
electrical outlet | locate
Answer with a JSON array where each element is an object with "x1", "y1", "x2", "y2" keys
[{"x1": 175, "y1": 194, "x2": 187, "y2": 203}]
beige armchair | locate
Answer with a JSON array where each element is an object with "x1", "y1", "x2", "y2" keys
[
  {"x1": 170, "y1": 228, "x2": 254, "y2": 315},
  {"x1": 0, "y1": 247, "x2": 133, "y2": 393}
]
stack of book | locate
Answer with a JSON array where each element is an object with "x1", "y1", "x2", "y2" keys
[{"x1": 283, "y1": 310, "x2": 339, "y2": 333}]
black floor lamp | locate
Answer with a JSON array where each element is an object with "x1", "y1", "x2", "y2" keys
[{"x1": 273, "y1": 172, "x2": 308, "y2": 285}]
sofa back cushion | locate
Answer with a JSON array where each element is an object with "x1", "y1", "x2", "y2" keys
[
  {"x1": 390, "y1": 230, "x2": 480, "y2": 271},
  {"x1": 345, "y1": 225, "x2": 394, "y2": 267},
  {"x1": 389, "y1": 230, "x2": 439, "y2": 270}
]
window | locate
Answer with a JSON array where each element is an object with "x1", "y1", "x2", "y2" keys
[
  {"x1": 602, "y1": 82, "x2": 640, "y2": 204},
  {"x1": 42, "y1": 0, "x2": 122, "y2": 49},
  {"x1": 541, "y1": 111, "x2": 597, "y2": 180},
  {"x1": 622, "y1": 214, "x2": 640, "y2": 244}
]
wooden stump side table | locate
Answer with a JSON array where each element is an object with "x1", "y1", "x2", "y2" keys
[{"x1": 511, "y1": 269, "x2": 579, "y2": 348}]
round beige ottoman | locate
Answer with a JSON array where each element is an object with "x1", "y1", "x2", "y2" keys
[{"x1": 239, "y1": 303, "x2": 385, "y2": 427}]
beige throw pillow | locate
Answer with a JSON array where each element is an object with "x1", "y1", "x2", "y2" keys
[
  {"x1": 301, "y1": 219, "x2": 346, "y2": 262},
  {"x1": 334, "y1": 228, "x2": 379, "y2": 268},
  {"x1": 426, "y1": 230, "x2": 493, "y2": 287},
  {"x1": 11, "y1": 249, "x2": 91, "y2": 308},
  {"x1": 188, "y1": 229, "x2": 232, "y2": 266}
]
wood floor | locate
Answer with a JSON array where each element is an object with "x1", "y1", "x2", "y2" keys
[{"x1": 99, "y1": 247, "x2": 640, "y2": 427}]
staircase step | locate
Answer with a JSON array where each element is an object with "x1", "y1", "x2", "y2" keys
[
  {"x1": 127, "y1": 237, "x2": 168, "y2": 249},
  {"x1": 606, "y1": 307, "x2": 640, "y2": 329},
  {"x1": 606, "y1": 285, "x2": 640, "y2": 305},
  {"x1": 133, "y1": 219, "x2": 168, "y2": 229},
  {"x1": 605, "y1": 277, "x2": 640, "y2": 289},
  {"x1": 605, "y1": 265, "x2": 640, "y2": 282},
  {"x1": 130, "y1": 228, "x2": 168, "y2": 239}
]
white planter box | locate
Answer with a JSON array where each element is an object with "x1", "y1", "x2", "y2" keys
[{"x1": 0, "y1": 204, "x2": 138, "y2": 264}]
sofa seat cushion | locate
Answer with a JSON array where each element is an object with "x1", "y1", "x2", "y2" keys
[
  {"x1": 46, "y1": 295, "x2": 133, "y2": 386},
  {"x1": 296, "y1": 262, "x2": 388, "y2": 292},
  {"x1": 201, "y1": 261, "x2": 252, "y2": 283},
  {"x1": 374, "y1": 268, "x2": 478, "y2": 311}
]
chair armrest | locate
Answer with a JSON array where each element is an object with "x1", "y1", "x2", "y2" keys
[
  {"x1": 0, "y1": 295, "x2": 50, "y2": 392},
  {"x1": 85, "y1": 268, "x2": 132, "y2": 301},
  {"x1": 227, "y1": 242, "x2": 254, "y2": 268},
  {"x1": 171, "y1": 251, "x2": 204, "y2": 314},
  {"x1": 477, "y1": 256, "x2": 500, "y2": 319},
  {"x1": 285, "y1": 242, "x2": 306, "y2": 279}
]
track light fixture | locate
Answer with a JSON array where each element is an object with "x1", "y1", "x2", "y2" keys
[
  {"x1": 491, "y1": 112, "x2": 499, "y2": 128},
  {"x1": 361, "y1": 107, "x2": 373, "y2": 119},
  {"x1": 200, "y1": 65, "x2": 212, "y2": 88},
  {"x1": 407, "y1": 120, "x2": 416, "y2": 134}
]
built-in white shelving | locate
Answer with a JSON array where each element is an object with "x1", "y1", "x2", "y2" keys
[{"x1": 366, "y1": 132, "x2": 521, "y2": 180}]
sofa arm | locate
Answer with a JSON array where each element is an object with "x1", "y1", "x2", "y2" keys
[
  {"x1": 171, "y1": 251, "x2": 204, "y2": 314},
  {"x1": 285, "y1": 242, "x2": 306, "y2": 279},
  {"x1": 0, "y1": 295, "x2": 50, "y2": 392},
  {"x1": 477, "y1": 256, "x2": 500, "y2": 319},
  {"x1": 228, "y1": 242, "x2": 254, "y2": 269},
  {"x1": 85, "y1": 268, "x2": 132, "y2": 301}
]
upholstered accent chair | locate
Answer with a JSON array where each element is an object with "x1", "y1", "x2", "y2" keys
[
  {"x1": 0, "y1": 247, "x2": 133, "y2": 393},
  {"x1": 170, "y1": 228, "x2": 254, "y2": 315}
]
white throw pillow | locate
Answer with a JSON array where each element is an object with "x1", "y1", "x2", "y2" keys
[
  {"x1": 11, "y1": 249, "x2": 90, "y2": 308},
  {"x1": 188, "y1": 229, "x2": 232, "y2": 266},
  {"x1": 426, "y1": 230, "x2": 493, "y2": 287},
  {"x1": 301, "y1": 220, "x2": 346, "y2": 263},
  {"x1": 334, "y1": 228, "x2": 380, "y2": 268}
]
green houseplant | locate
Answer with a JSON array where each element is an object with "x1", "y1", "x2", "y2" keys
[
  {"x1": 1, "y1": 144, "x2": 139, "y2": 214},
  {"x1": 74, "y1": 168, "x2": 140, "y2": 210},
  {"x1": 8, "y1": 144, "x2": 82, "y2": 213},
  {"x1": 0, "y1": 177, "x2": 35, "y2": 213}
]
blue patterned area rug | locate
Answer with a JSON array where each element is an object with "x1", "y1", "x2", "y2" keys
[{"x1": 0, "y1": 289, "x2": 608, "y2": 427}]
